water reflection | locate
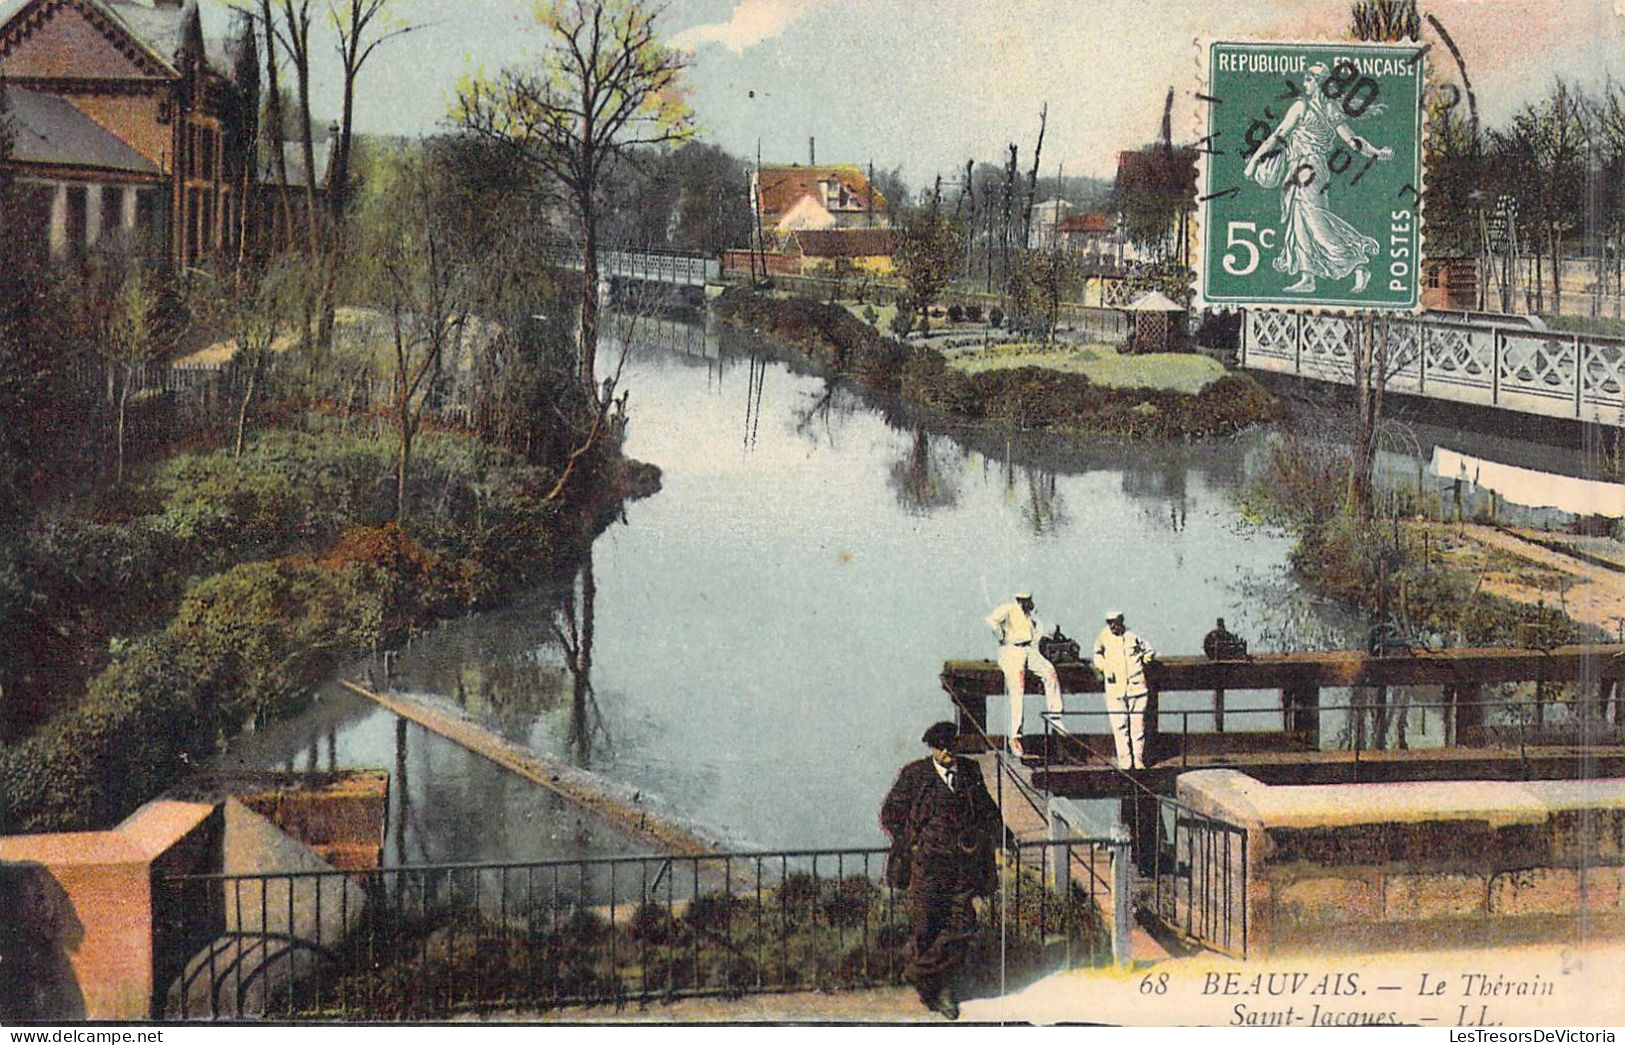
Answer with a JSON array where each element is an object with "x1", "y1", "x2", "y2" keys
[
  {"x1": 253, "y1": 313, "x2": 1345, "y2": 854},
  {"x1": 889, "y1": 426, "x2": 959, "y2": 514},
  {"x1": 553, "y1": 549, "x2": 606, "y2": 766}
]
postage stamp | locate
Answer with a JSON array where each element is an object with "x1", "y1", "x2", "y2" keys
[{"x1": 1198, "y1": 41, "x2": 1426, "y2": 310}]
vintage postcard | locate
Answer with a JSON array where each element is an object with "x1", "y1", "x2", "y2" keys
[{"x1": 3, "y1": 0, "x2": 1625, "y2": 1033}]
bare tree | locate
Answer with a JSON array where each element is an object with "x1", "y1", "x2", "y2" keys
[
  {"x1": 327, "y1": 0, "x2": 415, "y2": 225},
  {"x1": 457, "y1": 0, "x2": 693, "y2": 399},
  {"x1": 221, "y1": 262, "x2": 298, "y2": 457},
  {"x1": 1344, "y1": 0, "x2": 1420, "y2": 517},
  {"x1": 1021, "y1": 103, "x2": 1047, "y2": 250},
  {"x1": 270, "y1": 0, "x2": 322, "y2": 262}
]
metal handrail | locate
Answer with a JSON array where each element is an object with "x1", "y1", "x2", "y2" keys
[{"x1": 157, "y1": 838, "x2": 1121, "y2": 1018}]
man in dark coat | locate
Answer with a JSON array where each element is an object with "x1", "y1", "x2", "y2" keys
[{"x1": 880, "y1": 721, "x2": 1003, "y2": 1020}]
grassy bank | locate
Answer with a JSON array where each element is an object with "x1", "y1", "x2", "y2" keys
[
  {"x1": 948, "y1": 342, "x2": 1227, "y2": 394},
  {"x1": 714, "y1": 290, "x2": 1276, "y2": 439},
  {"x1": 0, "y1": 420, "x2": 654, "y2": 833},
  {"x1": 1246, "y1": 436, "x2": 1598, "y2": 649}
]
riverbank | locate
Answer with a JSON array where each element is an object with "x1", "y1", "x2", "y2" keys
[
  {"x1": 0, "y1": 418, "x2": 657, "y2": 834},
  {"x1": 1245, "y1": 437, "x2": 1603, "y2": 650},
  {"x1": 712, "y1": 290, "x2": 1277, "y2": 440}
]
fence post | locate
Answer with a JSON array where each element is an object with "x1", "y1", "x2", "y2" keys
[
  {"x1": 1418, "y1": 322, "x2": 1427, "y2": 394},
  {"x1": 1110, "y1": 823, "x2": 1132, "y2": 966},
  {"x1": 1493, "y1": 329, "x2": 1502, "y2": 406},
  {"x1": 1575, "y1": 333, "x2": 1585, "y2": 418}
]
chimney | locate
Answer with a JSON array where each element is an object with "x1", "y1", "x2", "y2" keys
[{"x1": 809, "y1": 136, "x2": 815, "y2": 167}]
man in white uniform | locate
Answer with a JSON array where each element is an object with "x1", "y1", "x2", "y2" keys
[
  {"x1": 985, "y1": 592, "x2": 1061, "y2": 758},
  {"x1": 1092, "y1": 610, "x2": 1156, "y2": 769}
]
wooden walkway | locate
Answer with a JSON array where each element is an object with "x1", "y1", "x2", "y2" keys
[{"x1": 969, "y1": 752, "x2": 1168, "y2": 962}]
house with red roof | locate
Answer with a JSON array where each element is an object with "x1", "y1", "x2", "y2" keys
[
  {"x1": 1057, "y1": 211, "x2": 1123, "y2": 264},
  {"x1": 784, "y1": 227, "x2": 898, "y2": 276},
  {"x1": 750, "y1": 163, "x2": 888, "y2": 245},
  {"x1": 0, "y1": 0, "x2": 257, "y2": 267}
]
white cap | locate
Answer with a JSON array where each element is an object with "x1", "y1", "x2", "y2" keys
[
  {"x1": 1014, "y1": 591, "x2": 1032, "y2": 601},
  {"x1": 1105, "y1": 609, "x2": 1125, "y2": 620}
]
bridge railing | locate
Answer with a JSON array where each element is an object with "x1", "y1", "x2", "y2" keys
[
  {"x1": 155, "y1": 840, "x2": 1119, "y2": 1020},
  {"x1": 1036, "y1": 692, "x2": 1624, "y2": 770},
  {"x1": 1241, "y1": 310, "x2": 1625, "y2": 424}
]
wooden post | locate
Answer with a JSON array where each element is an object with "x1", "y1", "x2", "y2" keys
[
  {"x1": 1449, "y1": 684, "x2": 1485, "y2": 746},
  {"x1": 951, "y1": 688, "x2": 988, "y2": 742},
  {"x1": 1213, "y1": 686, "x2": 1226, "y2": 733},
  {"x1": 1281, "y1": 683, "x2": 1320, "y2": 747}
]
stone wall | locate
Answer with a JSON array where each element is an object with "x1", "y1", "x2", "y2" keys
[
  {"x1": 0, "y1": 771, "x2": 389, "y2": 1020},
  {"x1": 1176, "y1": 771, "x2": 1625, "y2": 955}
]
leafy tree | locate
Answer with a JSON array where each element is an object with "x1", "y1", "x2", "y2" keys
[
  {"x1": 1112, "y1": 143, "x2": 1196, "y2": 261},
  {"x1": 351, "y1": 150, "x2": 475, "y2": 522},
  {"x1": 1007, "y1": 247, "x2": 1081, "y2": 345},
  {"x1": 100, "y1": 268, "x2": 166, "y2": 485},
  {"x1": 457, "y1": 0, "x2": 693, "y2": 398},
  {"x1": 894, "y1": 208, "x2": 962, "y2": 335}
]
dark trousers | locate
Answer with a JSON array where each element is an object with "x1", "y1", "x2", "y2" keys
[{"x1": 905, "y1": 861, "x2": 979, "y2": 1000}]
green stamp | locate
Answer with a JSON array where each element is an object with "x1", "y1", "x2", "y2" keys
[{"x1": 1199, "y1": 41, "x2": 1425, "y2": 310}]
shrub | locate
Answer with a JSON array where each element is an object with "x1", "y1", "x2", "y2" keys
[
  {"x1": 947, "y1": 303, "x2": 963, "y2": 323},
  {"x1": 965, "y1": 303, "x2": 984, "y2": 323},
  {"x1": 862, "y1": 304, "x2": 878, "y2": 327},
  {"x1": 989, "y1": 306, "x2": 1005, "y2": 328},
  {"x1": 888, "y1": 303, "x2": 915, "y2": 338}
]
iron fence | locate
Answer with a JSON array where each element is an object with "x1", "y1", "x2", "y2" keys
[
  {"x1": 1150, "y1": 798, "x2": 1249, "y2": 959},
  {"x1": 156, "y1": 839, "x2": 1118, "y2": 1020},
  {"x1": 1043, "y1": 692, "x2": 1625, "y2": 767}
]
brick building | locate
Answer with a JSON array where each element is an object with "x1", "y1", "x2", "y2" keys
[{"x1": 0, "y1": 0, "x2": 256, "y2": 267}]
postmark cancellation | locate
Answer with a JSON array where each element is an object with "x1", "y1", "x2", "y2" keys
[{"x1": 1197, "y1": 40, "x2": 1426, "y2": 311}]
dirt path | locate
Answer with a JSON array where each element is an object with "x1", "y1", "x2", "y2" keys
[{"x1": 1419, "y1": 522, "x2": 1625, "y2": 636}]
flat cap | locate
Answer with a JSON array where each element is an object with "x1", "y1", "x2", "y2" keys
[{"x1": 921, "y1": 721, "x2": 958, "y2": 748}]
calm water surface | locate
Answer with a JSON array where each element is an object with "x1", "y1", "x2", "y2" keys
[{"x1": 226, "y1": 315, "x2": 1368, "y2": 858}]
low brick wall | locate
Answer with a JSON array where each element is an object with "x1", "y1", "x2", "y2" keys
[
  {"x1": 0, "y1": 771, "x2": 389, "y2": 1020},
  {"x1": 1176, "y1": 771, "x2": 1625, "y2": 955},
  {"x1": 0, "y1": 801, "x2": 220, "y2": 1020}
]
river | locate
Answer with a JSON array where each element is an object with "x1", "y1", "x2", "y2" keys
[{"x1": 221, "y1": 313, "x2": 1372, "y2": 860}]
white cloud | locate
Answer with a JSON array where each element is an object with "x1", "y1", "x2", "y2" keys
[{"x1": 670, "y1": 0, "x2": 824, "y2": 54}]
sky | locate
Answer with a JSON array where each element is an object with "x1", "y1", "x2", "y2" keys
[{"x1": 196, "y1": 0, "x2": 1625, "y2": 185}]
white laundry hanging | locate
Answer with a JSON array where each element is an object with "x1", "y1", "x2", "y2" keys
[{"x1": 1431, "y1": 446, "x2": 1625, "y2": 518}]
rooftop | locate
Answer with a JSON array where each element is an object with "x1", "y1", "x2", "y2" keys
[
  {"x1": 3, "y1": 85, "x2": 161, "y2": 173},
  {"x1": 788, "y1": 227, "x2": 898, "y2": 258},
  {"x1": 757, "y1": 163, "x2": 886, "y2": 218}
]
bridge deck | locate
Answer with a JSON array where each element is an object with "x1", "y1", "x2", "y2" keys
[
  {"x1": 1028, "y1": 744, "x2": 1625, "y2": 798},
  {"x1": 968, "y1": 752, "x2": 1168, "y2": 961},
  {"x1": 944, "y1": 644, "x2": 1625, "y2": 698}
]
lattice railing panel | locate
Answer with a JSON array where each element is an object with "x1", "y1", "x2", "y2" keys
[
  {"x1": 1246, "y1": 311, "x2": 1296, "y2": 363},
  {"x1": 1500, "y1": 332, "x2": 1577, "y2": 402},
  {"x1": 1298, "y1": 314, "x2": 1354, "y2": 383}
]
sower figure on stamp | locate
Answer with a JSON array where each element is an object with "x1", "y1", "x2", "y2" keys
[
  {"x1": 985, "y1": 591, "x2": 1062, "y2": 758},
  {"x1": 1093, "y1": 610, "x2": 1157, "y2": 770},
  {"x1": 880, "y1": 722, "x2": 1002, "y2": 1021},
  {"x1": 1244, "y1": 61, "x2": 1394, "y2": 295}
]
